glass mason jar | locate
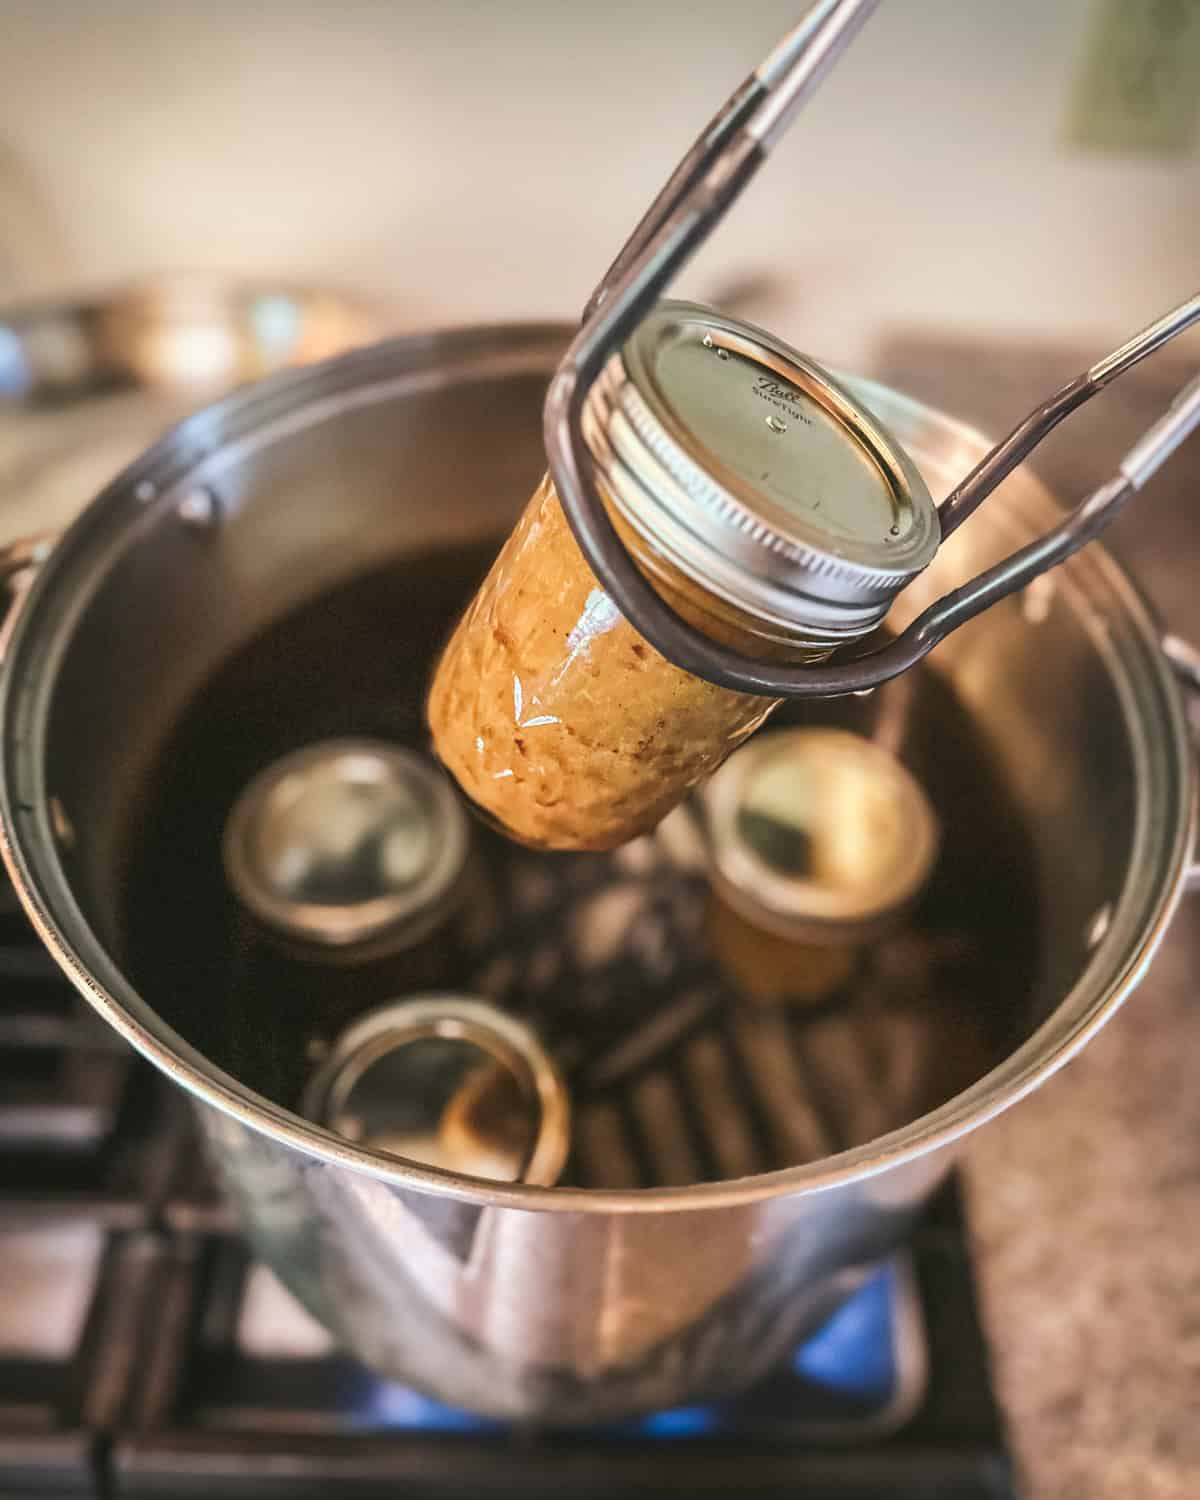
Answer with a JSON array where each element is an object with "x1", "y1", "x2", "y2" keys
[
  {"x1": 428, "y1": 301, "x2": 939, "y2": 851},
  {"x1": 701, "y1": 727, "x2": 941, "y2": 1007},
  {"x1": 221, "y1": 741, "x2": 497, "y2": 1098}
]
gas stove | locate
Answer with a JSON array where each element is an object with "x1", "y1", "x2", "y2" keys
[
  {"x1": 0, "y1": 874, "x2": 1012, "y2": 1499},
  {"x1": 0, "y1": 287, "x2": 1019, "y2": 1496}
]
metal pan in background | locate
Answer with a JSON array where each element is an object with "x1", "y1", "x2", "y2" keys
[{"x1": 0, "y1": 274, "x2": 379, "y2": 542}]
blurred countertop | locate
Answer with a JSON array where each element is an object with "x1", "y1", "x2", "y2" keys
[
  {"x1": 0, "y1": 1, "x2": 1197, "y2": 373},
  {"x1": 874, "y1": 335, "x2": 1200, "y2": 1500}
]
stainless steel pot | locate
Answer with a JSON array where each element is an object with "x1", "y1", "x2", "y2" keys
[{"x1": 0, "y1": 324, "x2": 1193, "y2": 1422}]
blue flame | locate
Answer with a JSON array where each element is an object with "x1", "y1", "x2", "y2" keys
[
  {"x1": 346, "y1": 1262, "x2": 897, "y2": 1435},
  {"x1": 345, "y1": 1371, "x2": 507, "y2": 1433},
  {"x1": 632, "y1": 1404, "x2": 719, "y2": 1438},
  {"x1": 791, "y1": 1264, "x2": 896, "y2": 1401}
]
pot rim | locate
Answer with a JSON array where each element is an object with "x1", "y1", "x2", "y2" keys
[{"x1": 0, "y1": 321, "x2": 1192, "y2": 1214}]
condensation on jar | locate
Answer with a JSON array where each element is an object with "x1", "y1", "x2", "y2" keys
[{"x1": 428, "y1": 301, "x2": 940, "y2": 851}]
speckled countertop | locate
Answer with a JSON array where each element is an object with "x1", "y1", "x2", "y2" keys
[
  {"x1": 967, "y1": 926, "x2": 1200, "y2": 1500},
  {"x1": 876, "y1": 338, "x2": 1200, "y2": 1500}
]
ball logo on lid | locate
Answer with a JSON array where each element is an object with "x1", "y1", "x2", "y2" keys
[{"x1": 751, "y1": 375, "x2": 811, "y2": 424}]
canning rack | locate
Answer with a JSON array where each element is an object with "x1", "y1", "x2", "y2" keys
[{"x1": 543, "y1": 0, "x2": 1200, "y2": 698}]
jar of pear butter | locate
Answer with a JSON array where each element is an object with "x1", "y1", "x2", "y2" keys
[{"x1": 427, "y1": 301, "x2": 939, "y2": 850}]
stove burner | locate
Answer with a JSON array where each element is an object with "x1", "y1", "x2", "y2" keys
[
  {"x1": 0, "y1": 983, "x2": 1013, "y2": 1500},
  {"x1": 344, "y1": 1258, "x2": 923, "y2": 1441}
]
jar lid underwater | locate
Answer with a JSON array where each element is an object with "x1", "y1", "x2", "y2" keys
[
  {"x1": 704, "y1": 727, "x2": 940, "y2": 944},
  {"x1": 581, "y1": 300, "x2": 940, "y2": 642},
  {"x1": 222, "y1": 740, "x2": 470, "y2": 956},
  {"x1": 300, "y1": 996, "x2": 571, "y2": 1186}
]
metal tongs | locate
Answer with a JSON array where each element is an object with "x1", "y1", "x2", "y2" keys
[{"x1": 544, "y1": 0, "x2": 1200, "y2": 698}]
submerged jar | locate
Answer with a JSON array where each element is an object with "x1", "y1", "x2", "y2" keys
[
  {"x1": 222, "y1": 740, "x2": 495, "y2": 1058},
  {"x1": 428, "y1": 301, "x2": 940, "y2": 851},
  {"x1": 701, "y1": 727, "x2": 941, "y2": 1006},
  {"x1": 300, "y1": 996, "x2": 570, "y2": 1186}
]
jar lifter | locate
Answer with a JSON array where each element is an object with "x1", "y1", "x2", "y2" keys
[{"x1": 544, "y1": 0, "x2": 1200, "y2": 698}]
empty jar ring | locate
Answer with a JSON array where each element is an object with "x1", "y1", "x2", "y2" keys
[{"x1": 300, "y1": 996, "x2": 570, "y2": 1186}]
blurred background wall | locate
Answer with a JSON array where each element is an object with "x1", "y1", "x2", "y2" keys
[{"x1": 0, "y1": 0, "x2": 1196, "y2": 370}]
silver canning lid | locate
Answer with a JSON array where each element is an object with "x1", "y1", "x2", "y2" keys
[
  {"x1": 704, "y1": 728, "x2": 940, "y2": 943},
  {"x1": 582, "y1": 300, "x2": 939, "y2": 640},
  {"x1": 223, "y1": 739, "x2": 470, "y2": 954},
  {"x1": 300, "y1": 996, "x2": 571, "y2": 1185}
]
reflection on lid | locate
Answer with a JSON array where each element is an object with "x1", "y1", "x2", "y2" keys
[
  {"x1": 706, "y1": 728, "x2": 940, "y2": 941},
  {"x1": 329, "y1": 1036, "x2": 535, "y2": 1183},
  {"x1": 223, "y1": 740, "x2": 470, "y2": 951},
  {"x1": 298, "y1": 996, "x2": 571, "y2": 1187},
  {"x1": 655, "y1": 332, "x2": 900, "y2": 547}
]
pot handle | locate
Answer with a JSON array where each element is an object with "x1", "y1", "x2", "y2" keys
[
  {"x1": 0, "y1": 533, "x2": 56, "y2": 666},
  {"x1": 1162, "y1": 633, "x2": 1200, "y2": 892}
]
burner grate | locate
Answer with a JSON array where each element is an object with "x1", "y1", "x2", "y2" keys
[
  {"x1": 0, "y1": 891, "x2": 174, "y2": 1213},
  {"x1": 98, "y1": 1184, "x2": 1009, "y2": 1500}
]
